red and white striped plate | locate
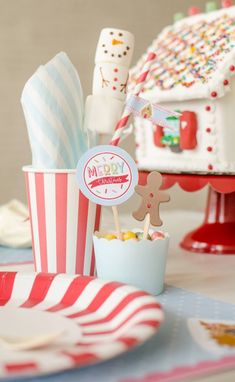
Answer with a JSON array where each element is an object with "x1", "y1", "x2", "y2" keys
[{"x1": 0, "y1": 272, "x2": 163, "y2": 379}]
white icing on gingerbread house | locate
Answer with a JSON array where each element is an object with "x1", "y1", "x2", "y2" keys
[{"x1": 129, "y1": 6, "x2": 235, "y2": 173}]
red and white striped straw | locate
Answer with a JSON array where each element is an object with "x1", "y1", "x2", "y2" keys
[{"x1": 110, "y1": 52, "x2": 156, "y2": 146}]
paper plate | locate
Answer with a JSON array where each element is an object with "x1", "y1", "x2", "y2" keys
[{"x1": 0, "y1": 272, "x2": 163, "y2": 379}]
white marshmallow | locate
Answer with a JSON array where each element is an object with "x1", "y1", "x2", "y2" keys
[
  {"x1": 84, "y1": 95, "x2": 124, "y2": 134},
  {"x1": 95, "y1": 28, "x2": 134, "y2": 68},
  {"x1": 92, "y1": 62, "x2": 129, "y2": 101}
]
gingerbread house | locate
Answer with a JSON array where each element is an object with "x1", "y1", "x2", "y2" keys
[{"x1": 129, "y1": 5, "x2": 235, "y2": 173}]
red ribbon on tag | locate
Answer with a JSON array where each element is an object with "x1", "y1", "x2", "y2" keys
[{"x1": 88, "y1": 175, "x2": 129, "y2": 189}]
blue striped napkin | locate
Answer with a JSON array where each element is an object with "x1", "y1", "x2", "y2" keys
[{"x1": 21, "y1": 52, "x2": 88, "y2": 169}]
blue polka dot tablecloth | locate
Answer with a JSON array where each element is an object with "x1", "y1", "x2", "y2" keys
[{"x1": 1, "y1": 246, "x2": 235, "y2": 382}]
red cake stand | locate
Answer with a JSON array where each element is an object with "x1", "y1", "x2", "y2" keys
[{"x1": 138, "y1": 172, "x2": 235, "y2": 255}]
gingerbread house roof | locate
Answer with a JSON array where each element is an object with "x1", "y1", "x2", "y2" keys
[{"x1": 129, "y1": 6, "x2": 235, "y2": 102}]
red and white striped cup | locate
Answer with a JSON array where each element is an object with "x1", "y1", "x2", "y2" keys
[{"x1": 23, "y1": 167, "x2": 101, "y2": 275}]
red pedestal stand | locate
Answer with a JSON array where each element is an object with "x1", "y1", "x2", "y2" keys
[{"x1": 138, "y1": 172, "x2": 235, "y2": 255}]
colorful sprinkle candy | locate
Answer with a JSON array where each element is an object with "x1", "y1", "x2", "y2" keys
[
  {"x1": 129, "y1": 11, "x2": 235, "y2": 93},
  {"x1": 123, "y1": 231, "x2": 137, "y2": 241},
  {"x1": 100, "y1": 230, "x2": 166, "y2": 242},
  {"x1": 104, "y1": 234, "x2": 117, "y2": 241},
  {"x1": 136, "y1": 232, "x2": 151, "y2": 240},
  {"x1": 151, "y1": 231, "x2": 165, "y2": 240}
]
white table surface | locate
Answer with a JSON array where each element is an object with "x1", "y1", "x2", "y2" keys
[{"x1": 1, "y1": 209, "x2": 235, "y2": 382}]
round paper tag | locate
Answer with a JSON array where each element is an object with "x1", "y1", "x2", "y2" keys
[{"x1": 76, "y1": 145, "x2": 138, "y2": 206}]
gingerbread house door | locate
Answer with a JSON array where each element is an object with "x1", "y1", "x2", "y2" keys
[{"x1": 179, "y1": 111, "x2": 197, "y2": 150}]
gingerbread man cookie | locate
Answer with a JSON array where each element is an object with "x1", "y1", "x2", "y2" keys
[{"x1": 132, "y1": 171, "x2": 170, "y2": 226}]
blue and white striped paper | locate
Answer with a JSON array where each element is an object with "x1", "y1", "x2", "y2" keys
[
  {"x1": 126, "y1": 94, "x2": 180, "y2": 129},
  {"x1": 21, "y1": 52, "x2": 88, "y2": 169}
]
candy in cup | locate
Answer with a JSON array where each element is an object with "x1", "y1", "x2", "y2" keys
[{"x1": 93, "y1": 170, "x2": 170, "y2": 295}]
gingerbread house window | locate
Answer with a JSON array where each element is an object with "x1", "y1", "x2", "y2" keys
[{"x1": 153, "y1": 111, "x2": 197, "y2": 152}]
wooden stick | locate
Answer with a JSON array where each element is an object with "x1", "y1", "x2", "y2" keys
[
  {"x1": 143, "y1": 213, "x2": 151, "y2": 239},
  {"x1": 112, "y1": 205, "x2": 122, "y2": 239}
]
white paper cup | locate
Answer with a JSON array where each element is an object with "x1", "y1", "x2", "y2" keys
[
  {"x1": 93, "y1": 231, "x2": 169, "y2": 295},
  {"x1": 23, "y1": 166, "x2": 101, "y2": 275}
]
